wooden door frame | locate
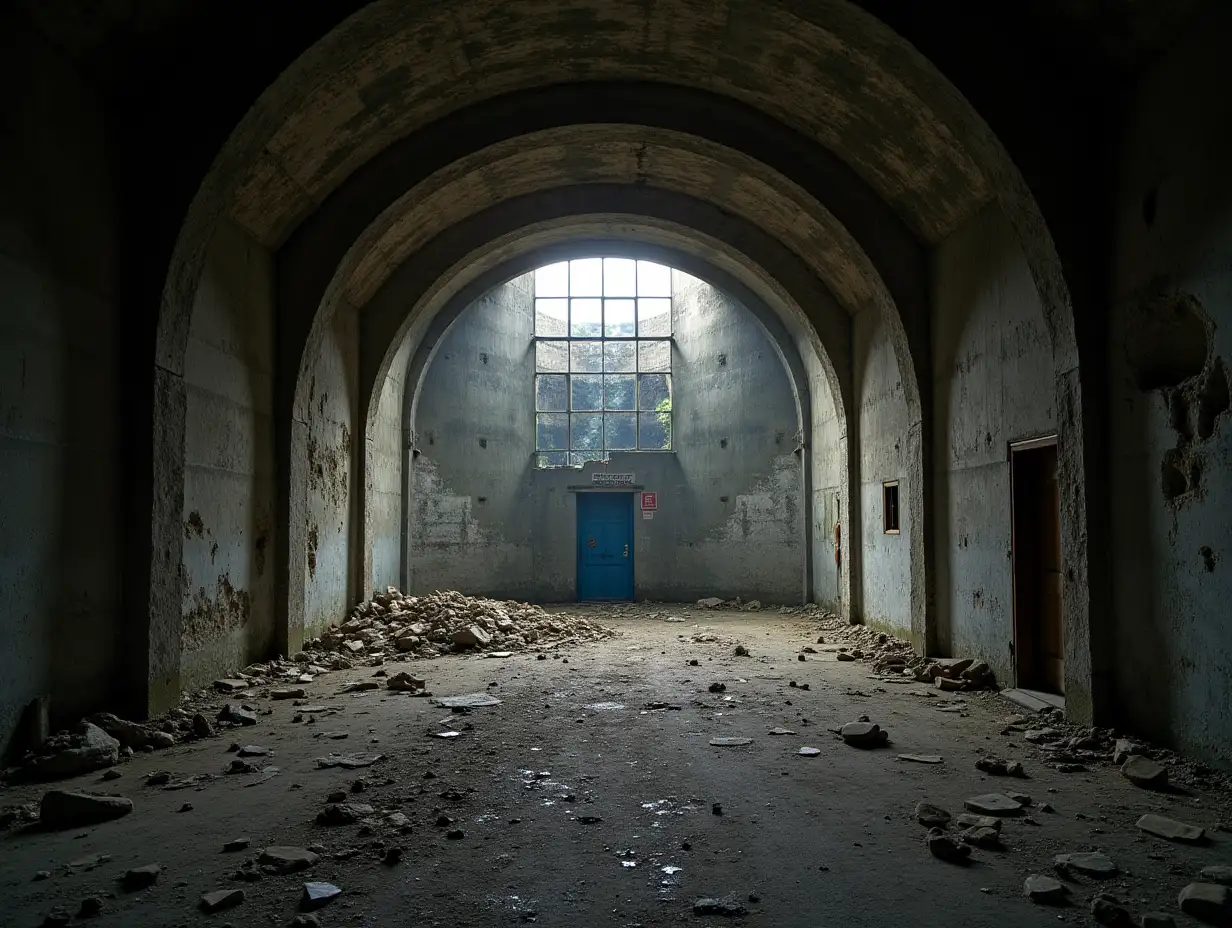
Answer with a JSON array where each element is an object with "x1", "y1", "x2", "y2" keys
[{"x1": 1009, "y1": 434, "x2": 1060, "y2": 691}]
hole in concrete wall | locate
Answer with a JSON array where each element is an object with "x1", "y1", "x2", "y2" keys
[
  {"x1": 1160, "y1": 452, "x2": 1189, "y2": 501},
  {"x1": 1125, "y1": 292, "x2": 1209, "y2": 391},
  {"x1": 1168, "y1": 390, "x2": 1191, "y2": 440},
  {"x1": 1142, "y1": 186, "x2": 1158, "y2": 227},
  {"x1": 1200, "y1": 546, "x2": 1217, "y2": 572},
  {"x1": 184, "y1": 511, "x2": 205, "y2": 538},
  {"x1": 1195, "y1": 358, "x2": 1229, "y2": 440},
  {"x1": 720, "y1": 438, "x2": 727, "y2": 448},
  {"x1": 307, "y1": 524, "x2": 320, "y2": 579}
]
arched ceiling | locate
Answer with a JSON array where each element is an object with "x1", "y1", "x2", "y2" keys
[{"x1": 224, "y1": 0, "x2": 991, "y2": 248}]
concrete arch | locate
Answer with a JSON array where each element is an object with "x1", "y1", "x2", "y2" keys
[{"x1": 148, "y1": 0, "x2": 1092, "y2": 721}]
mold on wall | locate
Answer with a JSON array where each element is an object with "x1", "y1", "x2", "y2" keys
[
  {"x1": 180, "y1": 219, "x2": 276, "y2": 689},
  {"x1": 407, "y1": 269, "x2": 803, "y2": 603}
]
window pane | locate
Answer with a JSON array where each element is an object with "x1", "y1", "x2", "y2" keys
[
  {"x1": 637, "y1": 373, "x2": 671, "y2": 411},
  {"x1": 537, "y1": 451, "x2": 569, "y2": 468},
  {"x1": 603, "y1": 258, "x2": 636, "y2": 296},
  {"x1": 604, "y1": 299, "x2": 635, "y2": 337},
  {"x1": 638, "y1": 339, "x2": 671, "y2": 372},
  {"x1": 570, "y1": 451, "x2": 607, "y2": 467},
  {"x1": 536, "y1": 413, "x2": 568, "y2": 451},
  {"x1": 570, "y1": 298, "x2": 602, "y2": 337},
  {"x1": 570, "y1": 340, "x2": 603, "y2": 372},
  {"x1": 571, "y1": 414, "x2": 603, "y2": 450},
  {"x1": 605, "y1": 413, "x2": 636, "y2": 451},
  {"x1": 571, "y1": 374, "x2": 603, "y2": 411},
  {"x1": 637, "y1": 261, "x2": 671, "y2": 297},
  {"x1": 570, "y1": 258, "x2": 602, "y2": 296},
  {"x1": 603, "y1": 340, "x2": 636, "y2": 372},
  {"x1": 535, "y1": 262, "x2": 569, "y2": 298},
  {"x1": 536, "y1": 374, "x2": 567, "y2": 411},
  {"x1": 535, "y1": 298, "x2": 568, "y2": 336},
  {"x1": 604, "y1": 374, "x2": 636, "y2": 410},
  {"x1": 637, "y1": 298, "x2": 671, "y2": 337},
  {"x1": 638, "y1": 412, "x2": 671, "y2": 450},
  {"x1": 536, "y1": 340, "x2": 568, "y2": 372}
]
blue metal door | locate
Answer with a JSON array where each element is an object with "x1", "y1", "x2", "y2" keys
[{"x1": 576, "y1": 492, "x2": 634, "y2": 601}]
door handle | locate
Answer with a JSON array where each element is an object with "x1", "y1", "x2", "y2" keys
[{"x1": 623, "y1": 544, "x2": 629, "y2": 557}]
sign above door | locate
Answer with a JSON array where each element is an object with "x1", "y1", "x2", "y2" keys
[{"x1": 591, "y1": 472, "x2": 635, "y2": 487}]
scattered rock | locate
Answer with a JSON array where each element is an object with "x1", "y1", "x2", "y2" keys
[
  {"x1": 88, "y1": 713, "x2": 175, "y2": 751},
  {"x1": 1138, "y1": 813, "x2": 1206, "y2": 844},
  {"x1": 222, "y1": 838, "x2": 250, "y2": 852},
  {"x1": 236, "y1": 745, "x2": 270, "y2": 757},
  {"x1": 960, "y1": 826, "x2": 1002, "y2": 850},
  {"x1": 20, "y1": 723, "x2": 120, "y2": 781},
  {"x1": 39, "y1": 790, "x2": 133, "y2": 829},
  {"x1": 734, "y1": 645, "x2": 748, "y2": 657},
  {"x1": 963, "y1": 794, "x2": 1024, "y2": 816},
  {"x1": 290, "y1": 917, "x2": 322, "y2": 928},
  {"x1": 121, "y1": 865, "x2": 160, "y2": 892},
  {"x1": 1055, "y1": 852, "x2": 1118, "y2": 878},
  {"x1": 768, "y1": 727, "x2": 797, "y2": 736},
  {"x1": 271, "y1": 689, "x2": 307, "y2": 700},
  {"x1": 839, "y1": 721, "x2": 888, "y2": 748},
  {"x1": 316, "y1": 803, "x2": 373, "y2": 826},
  {"x1": 1024, "y1": 874, "x2": 1069, "y2": 905},
  {"x1": 1090, "y1": 894, "x2": 1134, "y2": 927},
  {"x1": 451, "y1": 625, "x2": 492, "y2": 648},
  {"x1": 836, "y1": 652, "x2": 856, "y2": 662},
  {"x1": 693, "y1": 898, "x2": 748, "y2": 917},
  {"x1": 897, "y1": 754, "x2": 943, "y2": 764},
  {"x1": 1121, "y1": 756, "x2": 1169, "y2": 790},
  {"x1": 1200, "y1": 866, "x2": 1232, "y2": 887},
  {"x1": 387, "y1": 672, "x2": 426, "y2": 693},
  {"x1": 1178, "y1": 882, "x2": 1232, "y2": 925},
  {"x1": 955, "y1": 814, "x2": 1001, "y2": 830},
  {"x1": 709, "y1": 738, "x2": 753, "y2": 747},
  {"x1": 259, "y1": 847, "x2": 320, "y2": 873},
  {"x1": 216, "y1": 705, "x2": 257, "y2": 727},
  {"x1": 77, "y1": 897, "x2": 103, "y2": 918},
  {"x1": 798, "y1": 747, "x2": 821, "y2": 757},
  {"x1": 192, "y1": 715, "x2": 214, "y2": 738},
  {"x1": 199, "y1": 888, "x2": 245, "y2": 914},
  {"x1": 300, "y1": 882, "x2": 342, "y2": 911},
  {"x1": 926, "y1": 828, "x2": 971, "y2": 863},
  {"x1": 432, "y1": 693, "x2": 502, "y2": 709},
  {"x1": 708, "y1": 682, "x2": 726, "y2": 693},
  {"x1": 1112, "y1": 739, "x2": 1144, "y2": 765},
  {"x1": 697, "y1": 598, "x2": 723, "y2": 609},
  {"x1": 916, "y1": 803, "x2": 951, "y2": 827}
]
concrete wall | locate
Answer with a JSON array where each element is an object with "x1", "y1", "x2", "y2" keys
[
  {"x1": 303, "y1": 305, "x2": 359, "y2": 637},
  {"x1": 180, "y1": 220, "x2": 277, "y2": 689},
  {"x1": 854, "y1": 312, "x2": 912, "y2": 634},
  {"x1": 802, "y1": 347, "x2": 845, "y2": 612},
  {"x1": 931, "y1": 204, "x2": 1055, "y2": 684},
  {"x1": 1106, "y1": 2, "x2": 1232, "y2": 761},
  {"x1": 368, "y1": 336, "x2": 411, "y2": 594},
  {"x1": 408, "y1": 270, "x2": 803, "y2": 602},
  {"x1": 0, "y1": 18, "x2": 124, "y2": 752}
]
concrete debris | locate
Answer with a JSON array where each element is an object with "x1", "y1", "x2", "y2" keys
[
  {"x1": 1178, "y1": 882, "x2": 1232, "y2": 924},
  {"x1": 1024, "y1": 874, "x2": 1069, "y2": 905},
  {"x1": 217, "y1": 705, "x2": 257, "y2": 726},
  {"x1": 768, "y1": 727, "x2": 797, "y2": 736},
  {"x1": 236, "y1": 745, "x2": 270, "y2": 757},
  {"x1": 213, "y1": 679, "x2": 249, "y2": 693},
  {"x1": 1137, "y1": 813, "x2": 1206, "y2": 843},
  {"x1": 1139, "y1": 914, "x2": 1177, "y2": 928},
  {"x1": 696, "y1": 598, "x2": 723, "y2": 609},
  {"x1": 222, "y1": 838, "x2": 250, "y2": 852},
  {"x1": 316, "y1": 802, "x2": 374, "y2": 826},
  {"x1": 797, "y1": 747, "x2": 821, "y2": 756},
  {"x1": 88, "y1": 713, "x2": 175, "y2": 751},
  {"x1": 259, "y1": 847, "x2": 319, "y2": 873},
  {"x1": 306, "y1": 588, "x2": 614, "y2": 663},
  {"x1": 975, "y1": 757, "x2": 1026, "y2": 777},
  {"x1": 387, "y1": 672, "x2": 427, "y2": 693},
  {"x1": 692, "y1": 898, "x2": 748, "y2": 916},
  {"x1": 199, "y1": 888, "x2": 244, "y2": 913},
  {"x1": 960, "y1": 826, "x2": 1002, "y2": 850},
  {"x1": 926, "y1": 827, "x2": 971, "y2": 863},
  {"x1": 963, "y1": 793, "x2": 1024, "y2": 816},
  {"x1": 1121, "y1": 755, "x2": 1169, "y2": 789},
  {"x1": 1113, "y1": 738, "x2": 1144, "y2": 765},
  {"x1": 839, "y1": 721, "x2": 888, "y2": 748},
  {"x1": 709, "y1": 738, "x2": 753, "y2": 747},
  {"x1": 192, "y1": 715, "x2": 214, "y2": 738},
  {"x1": 1054, "y1": 852, "x2": 1118, "y2": 878},
  {"x1": 272, "y1": 688, "x2": 307, "y2": 700},
  {"x1": 915, "y1": 802, "x2": 951, "y2": 827},
  {"x1": 955, "y1": 814, "x2": 1001, "y2": 830},
  {"x1": 1201, "y1": 866, "x2": 1232, "y2": 887},
  {"x1": 432, "y1": 693, "x2": 502, "y2": 709},
  {"x1": 897, "y1": 754, "x2": 943, "y2": 764},
  {"x1": 1090, "y1": 893, "x2": 1135, "y2": 927},
  {"x1": 315, "y1": 753, "x2": 384, "y2": 770},
  {"x1": 17, "y1": 723, "x2": 120, "y2": 782},
  {"x1": 300, "y1": 881, "x2": 342, "y2": 911},
  {"x1": 120, "y1": 864, "x2": 160, "y2": 891},
  {"x1": 39, "y1": 790, "x2": 133, "y2": 829}
]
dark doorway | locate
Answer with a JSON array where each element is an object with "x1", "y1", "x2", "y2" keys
[
  {"x1": 1011, "y1": 438, "x2": 1064, "y2": 694},
  {"x1": 576, "y1": 492, "x2": 634, "y2": 601}
]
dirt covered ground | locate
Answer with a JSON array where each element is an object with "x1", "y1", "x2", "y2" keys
[{"x1": 1, "y1": 606, "x2": 1229, "y2": 928}]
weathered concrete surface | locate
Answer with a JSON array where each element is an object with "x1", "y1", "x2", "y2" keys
[
  {"x1": 408, "y1": 272, "x2": 803, "y2": 602},
  {"x1": 366, "y1": 336, "x2": 410, "y2": 595},
  {"x1": 931, "y1": 204, "x2": 1055, "y2": 686},
  {"x1": 180, "y1": 219, "x2": 277, "y2": 690},
  {"x1": 1106, "y1": 1, "x2": 1232, "y2": 763},
  {"x1": 0, "y1": 16, "x2": 124, "y2": 753},
  {"x1": 855, "y1": 312, "x2": 913, "y2": 637}
]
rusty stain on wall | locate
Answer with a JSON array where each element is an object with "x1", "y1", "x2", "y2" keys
[{"x1": 182, "y1": 574, "x2": 251, "y2": 651}]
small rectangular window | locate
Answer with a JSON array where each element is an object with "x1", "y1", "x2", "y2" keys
[{"x1": 883, "y1": 481, "x2": 900, "y2": 534}]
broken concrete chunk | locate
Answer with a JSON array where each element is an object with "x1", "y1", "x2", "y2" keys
[
  {"x1": 1121, "y1": 756, "x2": 1169, "y2": 790},
  {"x1": 897, "y1": 754, "x2": 943, "y2": 764},
  {"x1": 451, "y1": 625, "x2": 492, "y2": 648},
  {"x1": 840, "y1": 721, "x2": 888, "y2": 748},
  {"x1": 1138, "y1": 813, "x2": 1206, "y2": 844},
  {"x1": 797, "y1": 747, "x2": 821, "y2": 757},
  {"x1": 696, "y1": 598, "x2": 723, "y2": 609},
  {"x1": 1178, "y1": 882, "x2": 1232, "y2": 925},
  {"x1": 1090, "y1": 894, "x2": 1134, "y2": 927},
  {"x1": 915, "y1": 802, "x2": 951, "y2": 827},
  {"x1": 955, "y1": 814, "x2": 1001, "y2": 831},
  {"x1": 23, "y1": 723, "x2": 120, "y2": 781},
  {"x1": 926, "y1": 828, "x2": 971, "y2": 863},
  {"x1": 272, "y1": 688, "x2": 307, "y2": 700},
  {"x1": 692, "y1": 898, "x2": 748, "y2": 916},
  {"x1": 1024, "y1": 874, "x2": 1068, "y2": 905},
  {"x1": 339, "y1": 681, "x2": 379, "y2": 693},
  {"x1": 1200, "y1": 866, "x2": 1232, "y2": 887},
  {"x1": 960, "y1": 826, "x2": 1002, "y2": 850},
  {"x1": 222, "y1": 838, "x2": 250, "y2": 852},
  {"x1": 216, "y1": 704, "x2": 257, "y2": 726},
  {"x1": 199, "y1": 888, "x2": 245, "y2": 913},
  {"x1": 1112, "y1": 738, "x2": 1143, "y2": 765},
  {"x1": 963, "y1": 794, "x2": 1024, "y2": 816},
  {"x1": 259, "y1": 846, "x2": 319, "y2": 873},
  {"x1": 191, "y1": 714, "x2": 214, "y2": 738},
  {"x1": 88, "y1": 713, "x2": 174, "y2": 751},
  {"x1": 708, "y1": 737, "x2": 753, "y2": 747},
  {"x1": 836, "y1": 651, "x2": 856, "y2": 662},
  {"x1": 387, "y1": 672, "x2": 426, "y2": 692},
  {"x1": 1054, "y1": 852, "x2": 1118, "y2": 878},
  {"x1": 213, "y1": 679, "x2": 249, "y2": 693},
  {"x1": 935, "y1": 677, "x2": 965, "y2": 692},
  {"x1": 301, "y1": 882, "x2": 342, "y2": 911},
  {"x1": 768, "y1": 727, "x2": 797, "y2": 736},
  {"x1": 39, "y1": 790, "x2": 133, "y2": 829},
  {"x1": 236, "y1": 745, "x2": 270, "y2": 757},
  {"x1": 316, "y1": 802, "x2": 374, "y2": 826},
  {"x1": 120, "y1": 864, "x2": 160, "y2": 891},
  {"x1": 432, "y1": 693, "x2": 501, "y2": 709}
]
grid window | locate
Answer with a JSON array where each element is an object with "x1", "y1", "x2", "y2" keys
[{"x1": 534, "y1": 259, "x2": 673, "y2": 467}]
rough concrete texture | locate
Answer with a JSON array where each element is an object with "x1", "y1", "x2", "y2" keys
[
  {"x1": 805, "y1": 352, "x2": 848, "y2": 616},
  {"x1": 2, "y1": 607, "x2": 1229, "y2": 927},
  {"x1": 931, "y1": 204, "x2": 1055, "y2": 686},
  {"x1": 855, "y1": 311, "x2": 913, "y2": 636},
  {"x1": 407, "y1": 271, "x2": 802, "y2": 602},
  {"x1": 0, "y1": 19, "x2": 124, "y2": 754},
  {"x1": 1107, "y1": 1, "x2": 1232, "y2": 762},
  {"x1": 180, "y1": 219, "x2": 277, "y2": 690},
  {"x1": 366, "y1": 336, "x2": 411, "y2": 595},
  {"x1": 302, "y1": 306, "x2": 359, "y2": 638}
]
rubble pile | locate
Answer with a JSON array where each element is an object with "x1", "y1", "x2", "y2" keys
[
  {"x1": 305, "y1": 587, "x2": 616, "y2": 661},
  {"x1": 696, "y1": 596, "x2": 764, "y2": 611}
]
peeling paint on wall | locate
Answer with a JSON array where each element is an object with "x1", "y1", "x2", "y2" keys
[{"x1": 182, "y1": 574, "x2": 250, "y2": 652}]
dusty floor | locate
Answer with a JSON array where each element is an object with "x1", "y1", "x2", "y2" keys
[{"x1": 2, "y1": 607, "x2": 1229, "y2": 928}]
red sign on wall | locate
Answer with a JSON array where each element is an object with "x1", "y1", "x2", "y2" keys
[{"x1": 640, "y1": 491, "x2": 658, "y2": 511}]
